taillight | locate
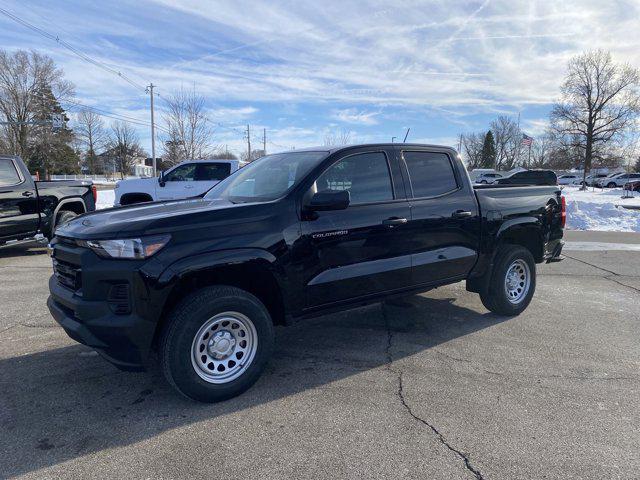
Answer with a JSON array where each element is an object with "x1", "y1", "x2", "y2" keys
[
  {"x1": 560, "y1": 195, "x2": 566, "y2": 228},
  {"x1": 91, "y1": 185, "x2": 97, "y2": 204}
]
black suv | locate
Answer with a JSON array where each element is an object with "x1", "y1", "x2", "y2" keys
[{"x1": 48, "y1": 144, "x2": 564, "y2": 402}]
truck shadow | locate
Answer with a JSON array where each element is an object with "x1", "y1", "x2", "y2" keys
[{"x1": 0, "y1": 293, "x2": 509, "y2": 478}]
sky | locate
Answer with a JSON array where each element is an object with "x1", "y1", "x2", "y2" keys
[{"x1": 0, "y1": 0, "x2": 639, "y2": 157}]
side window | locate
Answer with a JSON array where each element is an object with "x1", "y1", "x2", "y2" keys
[
  {"x1": 164, "y1": 164, "x2": 196, "y2": 182},
  {"x1": 403, "y1": 151, "x2": 457, "y2": 197},
  {"x1": 196, "y1": 163, "x2": 231, "y2": 181},
  {"x1": 314, "y1": 152, "x2": 393, "y2": 205},
  {"x1": 0, "y1": 159, "x2": 21, "y2": 186}
]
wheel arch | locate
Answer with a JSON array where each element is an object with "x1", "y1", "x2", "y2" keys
[
  {"x1": 49, "y1": 198, "x2": 87, "y2": 236},
  {"x1": 120, "y1": 192, "x2": 154, "y2": 205},
  {"x1": 496, "y1": 219, "x2": 544, "y2": 263},
  {"x1": 153, "y1": 249, "x2": 287, "y2": 349}
]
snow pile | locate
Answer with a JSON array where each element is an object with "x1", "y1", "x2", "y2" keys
[
  {"x1": 562, "y1": 186, "x2": 640, "y2": 232},
  {"x1": 96, "y1": 189, "x2": 115, "y2": 210}
]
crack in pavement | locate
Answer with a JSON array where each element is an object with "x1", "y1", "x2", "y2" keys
[
  {"x1": 382, "y1": 303, "x2": 484, "y2": 480},
  {"x1": 562, "y1": 253, "x2": 640, "y2": 294}
]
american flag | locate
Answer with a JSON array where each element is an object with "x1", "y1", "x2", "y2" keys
[{"x1": 521, "y1": 134, "x2": 534, "y2": 146}]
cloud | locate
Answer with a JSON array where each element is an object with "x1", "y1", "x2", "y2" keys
[
  {"x1": 332, "y1": 108, "x2": 380, "y2": 125},
  {"x1": 1, "y1": 0, "x2": 639, "y2": 155}
]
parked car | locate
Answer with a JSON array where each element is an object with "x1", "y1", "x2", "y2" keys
[
  {"x1": 596, "y1": 173, "x2": 640, "y2": 188},
  {"x1": 0, "y1": 155, "x2": 96, "y2": 248},
  {"x1": 595, "y1": 172, "x2": 625, "y2": 188},
  {"x1": 475, "y1": 172, "x2": 503, "y2": 184},
  {"x1": 494, "y1": 170, "x2": 558, "y2": 186},
  {"x1": 114, "y1": 159, "x2": 242, "y2": 206},
  {"x1": 557, "y1": 174, "x2": 579, "y2": 185},
  {"x1": 48, "y1": 144, "x2": 565, "y2": 402},
  {"x1": 576, "y1": 173, "x2": 608, "y2": 186}
]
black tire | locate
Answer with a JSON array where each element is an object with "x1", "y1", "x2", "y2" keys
[
  {"x1": 160, "y1": 285, "x2": 274, "y2": 402},
  {"x1": 480, "y1": 245, "x2": 536, "y2": 316},
  {"x1": 607, "y1": 182, "x2": 616, "y2": 188},
  {"x1": 51, "y1": 210, "x2": 78, "y2": 238}
]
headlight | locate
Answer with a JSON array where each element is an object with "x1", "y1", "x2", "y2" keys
[{"x1": 80, "y1": 234, "x2": 170, "y2": 259}]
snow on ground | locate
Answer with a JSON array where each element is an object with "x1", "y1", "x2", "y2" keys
[
  {"x1": 562, "y1": 186, "x2": 640, "y2": 232},
  {"x1": 96, "y1": 188, "x2": 115, "y2": 210}
]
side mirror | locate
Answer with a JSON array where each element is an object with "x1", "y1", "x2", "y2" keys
[
  {"x1": 306, "y1": 189, "x2": 350, "y2": 211},
  {"x1": 158, "y1": 170, "x2": 165, "y2": 187}
]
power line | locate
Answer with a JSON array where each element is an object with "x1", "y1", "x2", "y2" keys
[{"x1": 0, "y1": 6, "x2": 147, "y2": 91}]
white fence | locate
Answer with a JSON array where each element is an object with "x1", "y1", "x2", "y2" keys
[{"x1": 49, "y1": 174, "x2": 145, "y2": 183}]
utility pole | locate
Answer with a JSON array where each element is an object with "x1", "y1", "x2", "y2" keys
[
  {"x1": 246, "y1": 124, "x2": 251, "y2": 161},
  {"x1": 263, "y1": 128, "x2": 266, "y2": 155},
  {"x1": 147, "y1": 83, "x2": 157, "y2": 176}
]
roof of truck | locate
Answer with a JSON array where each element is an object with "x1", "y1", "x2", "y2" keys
[{"x1": 271, "y1": 143, "x2": 458, "y2": 155}]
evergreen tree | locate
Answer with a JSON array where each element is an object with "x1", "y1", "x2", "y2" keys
[
  {"x1": 635, "y1": 156, "x2": 640, "y2": 172},
  {"x1": 27, "y1": 83, "x2": 79, "y2": 176},
  {"x1": 480, "y1": 130, "x2": 496, "y2": 169}
]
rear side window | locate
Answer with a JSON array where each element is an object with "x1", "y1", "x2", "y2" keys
[
  {"x1": 403, "y1": 151, "x2": 457, "y2": 197},
  {"x1": 315, "y1": 152, "x2": 393, "y2": 205},
  {"x1": 0, "y1": 159, "x2": 21, "y2": 186},
  {"x1": 196, "y1": 163, "x2": 232, "y2": 181}
]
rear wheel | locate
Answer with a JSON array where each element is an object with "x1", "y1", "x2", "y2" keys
[
  {"x1": 480, "y1": 245, "x2": 536, "y2": 316},
  {"x1": 160, "y1": 285, "x2": 274, "y2": 402},
  {"x1": 50, "y1": 210, "x2": 78, "y2": 238}
]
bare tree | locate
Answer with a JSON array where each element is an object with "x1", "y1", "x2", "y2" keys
[
  {"x1": 108, "y1": 121, "x2": 144, "y2": 178},
  {"x1": 162, "y1": 87, "x2": 213, "y2": 165},
  {"x1": 324, "y1": 128, "x2": 353, "y2": 146},
  {"x1": 0, "y1": 49, "x2": 73, "y2": 157},
  {"x1": 529, "y1": 130, "x2": 554, "y2": 169},
  {"x1": 551, "y1": 50, "x2": 640, "y2": 188},
  {"x1": 491, "y1": 116, "x2": 522, "y2": 170},
  {"x1": 76, "y1": 109, "x2": 107, "y2": 174},
  {"x1": 460, "y1": 132, "x2": 484, "y2": 170}
]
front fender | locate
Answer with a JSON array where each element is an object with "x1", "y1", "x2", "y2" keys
[{"x1": 157, "y1": 248, "x2": 278, "y2": 286}]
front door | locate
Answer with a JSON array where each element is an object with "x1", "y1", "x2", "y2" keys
[
  {"x1": 158, "y1": 163, "x2": 197, "y2": 200},
  {"x1": 0, "y1": 158, "x2": 39, "y2": 242},
  {"x1": 399, "y1": 149, "x2": 480, "y2": 285},
  {"x1": 300, "y1": 149, "x2": 412, "y2": 308}
]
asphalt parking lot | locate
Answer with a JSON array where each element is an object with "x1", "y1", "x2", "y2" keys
[{"x1": 1, "y1": 231, "x2": 639, "y2": 479}]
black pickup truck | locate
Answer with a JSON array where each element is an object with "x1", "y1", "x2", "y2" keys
[
  {"x1": 47, "y1": 144, "x2": 565, "y2": 402},
  {"x1": 0, "y1": 155, "x2": 96, "y2": 248}
]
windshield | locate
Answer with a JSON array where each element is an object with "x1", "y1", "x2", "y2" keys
[{"x1": 204, "y1": 151, "x2": 328, "y2": 203}]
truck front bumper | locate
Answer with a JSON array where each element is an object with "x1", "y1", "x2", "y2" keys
[{"x1": 47, "y1": 276, "x2": 152, "y2": 371}]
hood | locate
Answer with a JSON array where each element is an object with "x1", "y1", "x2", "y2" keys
[{"x1": 55, "y1": 197, "x2": 259, "y2": 239}]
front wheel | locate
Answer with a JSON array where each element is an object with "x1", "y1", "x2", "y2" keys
[
  {"x1": 480, "y1": 245, "x2": 536, "y2": 316},
  {"x1": 160, "y1": 285, "x2": 274, "y2": 402},
  {"x1": 607, "y1": 182, "x2": 617, "y2": 188}
]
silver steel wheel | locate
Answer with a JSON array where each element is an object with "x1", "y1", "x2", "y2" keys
[
  {"x1": 190, "y1": 311, "x2": 258, "y2": 384},
  {"x1": 504, "y1": 259, "x2": 530, "y2": 304}
]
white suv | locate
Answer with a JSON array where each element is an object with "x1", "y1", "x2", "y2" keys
[
  {"x1": 114, "y1": 159, "x2": 242, "y2": 206},
  {"x1": 475, "y1": 172, "x2": 503, "y2": 184},
  {"x1": 596, "y1": 172, "x2": 640, "y2": 188}
]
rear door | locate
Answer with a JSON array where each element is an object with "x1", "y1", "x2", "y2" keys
[
  {"x1": 300, "y1": 147, "x2": 412, "y2": 308},
  {"x1": 399, "y1": 149, "x2": 480, "y2": 285},
  {"x1": 191, "y1": 162, "x2": 232, "y2": 196},
  {"x1": 0, "y1": 157, "x2": 39, "y2": 242}
]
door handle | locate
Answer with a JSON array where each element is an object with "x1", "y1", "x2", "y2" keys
[
  {"x1": 382, "y1": 217, "x2": 408, "y2": 226},
  {"x1": 22, "y1": 191, "x2": 34, "y2": 197},
  {"x1": 452, "y1": 210, "x2": 472, "y2": 218},
  {"x1": 184, "y1": 185, "x2": 194, "y2": 189}
]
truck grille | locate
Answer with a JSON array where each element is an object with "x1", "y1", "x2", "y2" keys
[{"x1": 53, "y1": 257, "x2": 82, "y2": 291}]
